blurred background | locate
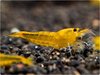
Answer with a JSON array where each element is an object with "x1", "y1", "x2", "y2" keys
[{"x1": 1, "y1": 0, "x2": 100, "y2": 35}]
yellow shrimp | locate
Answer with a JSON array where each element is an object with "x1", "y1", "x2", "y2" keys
[
  {"x1": 0, "y1": 53, "x2": 33, "y2": 67},
  {"x1": 9, "y1": 28, "x2": 94, "y2": 49}
]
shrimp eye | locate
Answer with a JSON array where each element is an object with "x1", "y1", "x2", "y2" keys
[{"x1": 73, "y1": 28, "x2": 77, "y2": 32}]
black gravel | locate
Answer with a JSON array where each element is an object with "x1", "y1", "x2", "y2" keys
[{"x1": 0, "y1": 36, "x2": 100, "y2": 75}]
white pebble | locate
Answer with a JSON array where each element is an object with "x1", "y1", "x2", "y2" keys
[{"x1": 11, "y1": 27, "x2": 20, "y2": 33}]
